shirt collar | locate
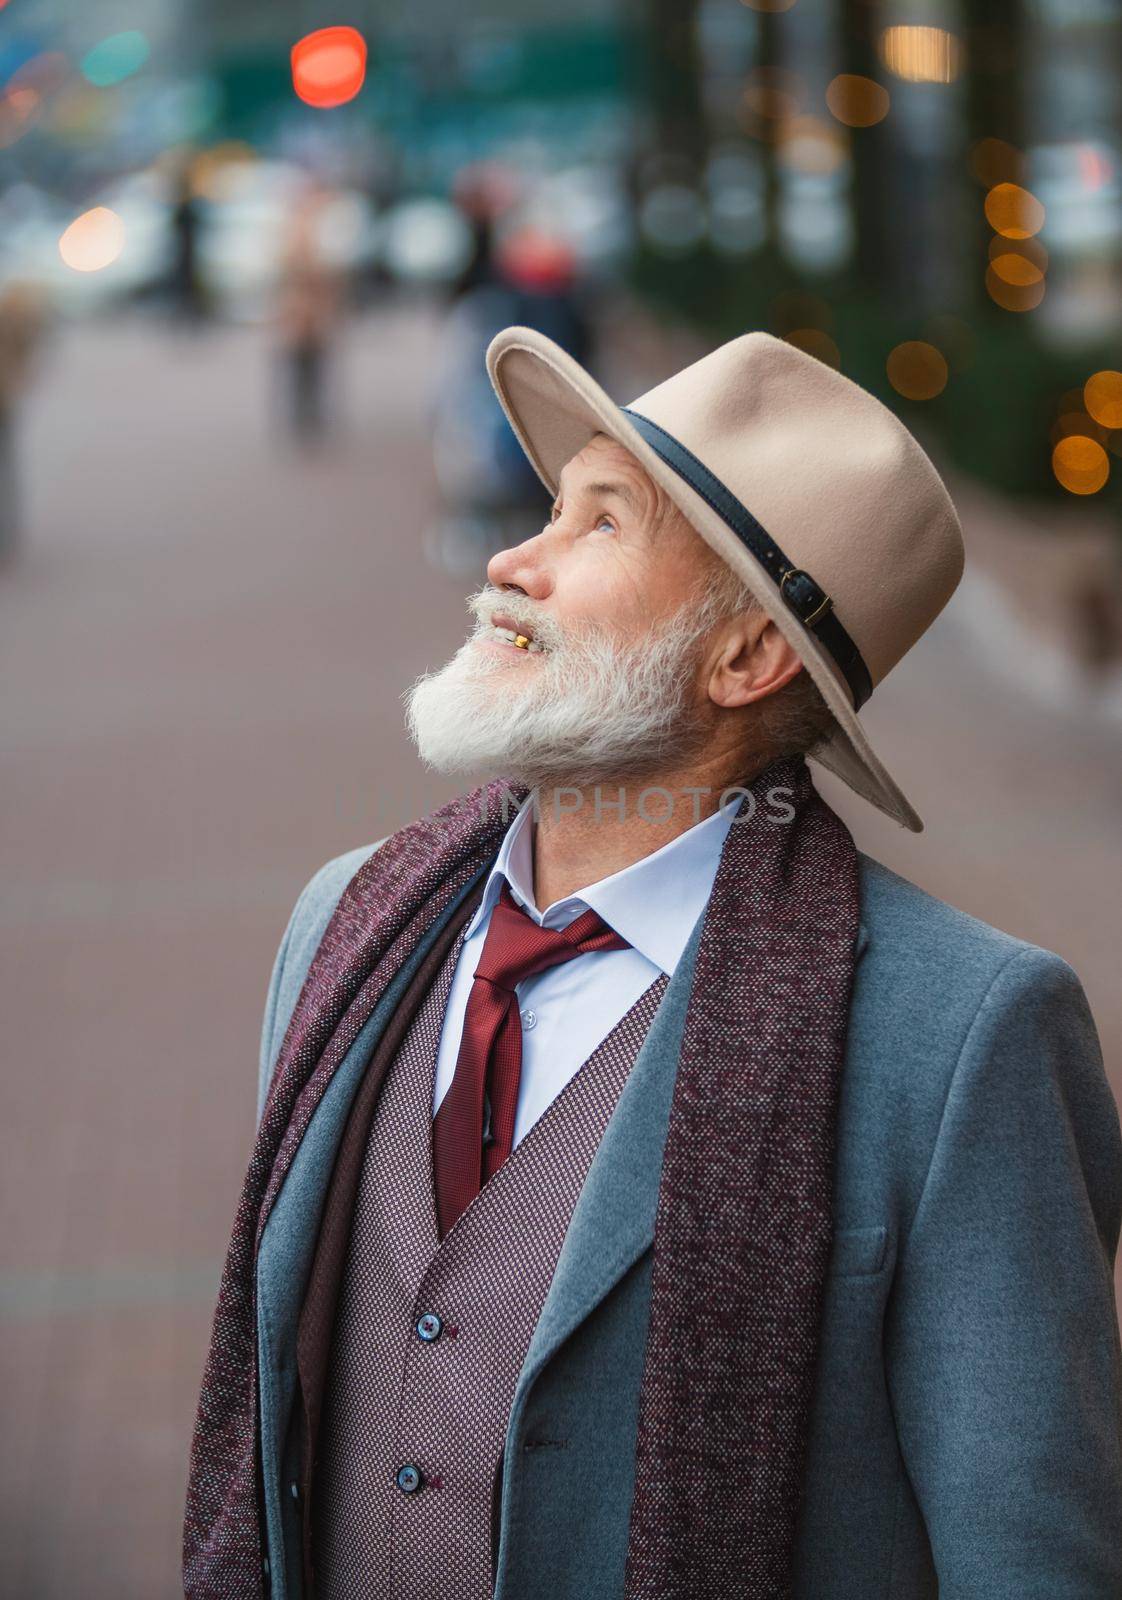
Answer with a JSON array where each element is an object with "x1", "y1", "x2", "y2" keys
[{"x1": 461, "y1": 791, "x2": 738, "y2": 977}]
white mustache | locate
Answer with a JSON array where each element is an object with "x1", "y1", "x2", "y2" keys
[{"x1": 466, "y1": 588, "x2": 570, "y2": 656}]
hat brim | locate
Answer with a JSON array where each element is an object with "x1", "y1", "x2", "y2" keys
[{"x1": 485, "y1": 324, "x2": 924, "y2": 833}]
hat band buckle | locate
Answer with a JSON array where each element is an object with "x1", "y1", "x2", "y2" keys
[{"x1": 779, "y1": 567, "x2": 834, "y2": 629}]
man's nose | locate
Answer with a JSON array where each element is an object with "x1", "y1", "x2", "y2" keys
[{"x1": 486, "y1": 535, "x2": 552, "y2": 600}]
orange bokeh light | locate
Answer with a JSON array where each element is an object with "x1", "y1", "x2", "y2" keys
[
  {"x1": 987, "y1": 233, "x2": 1047, "y2": 281},
  {"x1": 1052, "y1": 435, "x2": 1109, "y2": 495},
  {"x1": 984, "y1": 182, "x2": 1045, "y2": 239},
  {"x1": 984, "y1": 263, "x2": 1045, "y2": 312},
  {"x1": 825, "y1": 74, "x2": 890, "y2": 128},
  {"x1": 990, "y1": 251, "x2": 1044, "y2": 287},
  {"x1": 967, "y1": 137, "x2": 1024, "y2": 189},
  {"x1": 878, "y1": 25, "x2": 962, "y2": 83},
  {"x1": 1084, "y1": 370, "x2": 1122, "y2": 430},
  {"x1": 291, "y1": 26, "x2": 367, "y2": 110},
  {"x1": 886, "y1": 341, "x2": 948, "y2": 401}
]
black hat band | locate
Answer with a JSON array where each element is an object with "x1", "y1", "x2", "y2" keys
[{"x1": 620, "y1": 406, "x2": 874, "y2": 712}]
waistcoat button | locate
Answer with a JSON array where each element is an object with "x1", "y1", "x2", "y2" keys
[
  {"x1": 290, "y1": 1479, "x2": 300, "y2": 1502},
  {"x1": 416, "y1": 1312, "x2": 443, "y2": 1342},
  {"x1": 396, "y1": 1464, "x2": 424, "y2": 1495}
]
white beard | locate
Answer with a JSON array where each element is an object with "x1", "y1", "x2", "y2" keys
[{"x1": 402, "y1": 584, "x2": 726, "y2": 789}]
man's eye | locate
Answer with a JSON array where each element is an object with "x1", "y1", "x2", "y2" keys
[{"x1": 547, "y1": 508, "x2": 615, "y2": 532}]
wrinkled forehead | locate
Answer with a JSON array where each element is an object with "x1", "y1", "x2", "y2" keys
[
  {"x1": 556, "y1": 433, "x2": 663, "y2": 524},
  {"x1": 559, "y1": 431, "x2": 713, "y2": 557},
  {"x1": 558, "y1": 430, "x2": 649, "y2": 482}
]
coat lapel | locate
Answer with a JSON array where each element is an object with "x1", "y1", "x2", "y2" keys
[{"x1": 515, "y1": 910, "x2": 870, "y2": 1395}]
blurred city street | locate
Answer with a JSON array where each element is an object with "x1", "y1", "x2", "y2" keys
[{"x1": 2, "y1": 298, "x2": 1121, "y2": 1595}]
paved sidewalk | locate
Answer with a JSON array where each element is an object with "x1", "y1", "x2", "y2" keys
[{"x1": 1, "y1": 300, "x2": 1119, "y2": 1596}]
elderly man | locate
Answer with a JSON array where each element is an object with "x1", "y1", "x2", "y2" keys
[{"x1": 184, "y1": 327, "x2": 1122, "y2": 1600}]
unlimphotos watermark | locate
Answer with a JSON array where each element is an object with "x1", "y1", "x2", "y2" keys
[{"x1": 468, "y1": 783, "x2": 797, "y2": 827}]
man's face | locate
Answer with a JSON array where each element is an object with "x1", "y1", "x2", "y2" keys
[
  {"x1": 404, "y1": 432, "x2": 727, "y2": 788},
  {"x1": 482, "y1": 431, "x2": 706, "y2": 655}
]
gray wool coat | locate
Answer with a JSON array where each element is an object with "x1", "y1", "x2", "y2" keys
[{"x1": 251, "y1": 840, "x2": 1122, "y2": 1600}]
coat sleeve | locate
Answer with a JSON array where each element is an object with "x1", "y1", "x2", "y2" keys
[
  {"x1": 884, "y1": 945, "x2": 1122, "y2": 1598},
  {"x1": 255, "y1": 873, "x2": 314, "y2": 1129},
  {"x1": 255, "y1": 840, "x2": 389, "y2": 1127}
]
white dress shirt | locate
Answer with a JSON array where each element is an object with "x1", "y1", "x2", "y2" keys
[{"x1": 432, "y1": 793, "x2": 738, "y2": 1151}]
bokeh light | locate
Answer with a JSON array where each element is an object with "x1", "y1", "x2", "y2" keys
[
  {"x1": 1052, "y1": 435, "x2": 1109, "y2": 495},
  {"x1": 638, "y1": 183, "x2": 707, "y2": 254},
  {"x1": 1050, "y1": 410, "x2": 1109, "y2": 448},
  {"x1": 775, "y1": 115, "x2": 848, "y2": 176},
  {"x1": 6, "y1": 50, "x2": 70, "y2": 100},
  {"x1": 967, "y1": 137, "x2": 1025, "y2": 188},
  {"x1": 58, "y1": 207, "x2": 125, "y2": 273},
  {"x1": 878, "y1": 25, "x2": 962, "y2": 84},
  {"x1": 0, "y1": 83, "x2": 41, "y2": 148},
  {"x1": 740, "y1": 66, "x2": 805, "y2": 135},
  {"x1": 989, "y1": 250, "x2": 1044, "y2": 287},
  {"x1": 1084, "y1": 371, "x2": 1122, "y2": 430},
  {"x1": 987, "y1": 233, "x2": 1047, "y2": 282},
  {"x1": 783, "y1": 328, "x2": 841, "y2": 368},
  {"x1": 886, "y1": 341, "x2": 949, "y2": 400},
  {"x1": 985, "y1": 264, "x2": 1045, "y2": 311},
  {"x1": 984, "y1": 182, "x2": 1045, "y2": 239},
  {"x1": 771, "y1": 290, "x2": 834, "y2": 337},
  {"x1": 81, "y1": 31, "x2": 150, "y2": 88},
  {"x1": 825, "y1": 74, "x2": 890, "y2": 129},
  {"x1": 291, "y1": 26, "x2": 367, "y2": 110}
]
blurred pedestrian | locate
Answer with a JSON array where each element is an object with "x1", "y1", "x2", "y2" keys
[
  {"x1": 447, "y1": 161, "x2": 520, "y2": 304},
  {"x1": 167, "y1": 151, "x2": 209, "y2": 323},
  {"x1": 1069, "y1": 561, "x2": 1122, "y2": 680},
  {"x1": 493, "y1": 224, "x2": 596, "y2": 370},
  {"x1": 273, "y1": 178, "x2": 346, "y2": 444},
  {"x1": 0, "y1": 280, "x2": 48, "y2": 564},
  {"x1": 425, "y1": 224, "x2": 600, "y2": 574}
]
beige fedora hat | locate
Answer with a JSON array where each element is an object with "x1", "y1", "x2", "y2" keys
[{"x1": 484, "y1": 324, "x2": 965, "y2": 832}]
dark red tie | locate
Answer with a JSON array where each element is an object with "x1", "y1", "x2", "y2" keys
[{"x1": 432, "y1": 879, "x2": 630, "y2": 1239}]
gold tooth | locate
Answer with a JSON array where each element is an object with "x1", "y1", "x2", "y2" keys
[{"x1": 513, "y1": 634, "x2": 530, "y2": 649}]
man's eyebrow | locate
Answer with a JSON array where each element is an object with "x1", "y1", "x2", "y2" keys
[{"x1": 552, "y1": 477, "x2": 645, "y2": 515}]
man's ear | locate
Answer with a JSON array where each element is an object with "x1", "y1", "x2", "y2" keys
[{"x1": 707, "y1": 616, "x2": 803, "y2": 711}]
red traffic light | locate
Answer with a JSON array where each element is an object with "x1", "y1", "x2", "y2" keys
[{"x1": 291, "y1": 26, "x2": 367, "y2": 109}]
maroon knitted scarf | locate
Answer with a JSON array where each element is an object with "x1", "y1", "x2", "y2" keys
[{"x1": 183, "y1": 750, "x2": 860, "y2": 1599}]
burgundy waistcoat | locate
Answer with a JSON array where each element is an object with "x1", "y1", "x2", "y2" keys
[{"x1": 295, "y1": 882, "x2": 670, "y2": 1599}]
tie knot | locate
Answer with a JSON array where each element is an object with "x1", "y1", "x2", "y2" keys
[{"x1": 474, "y1": 880, "x2": 629, "y2": 993}]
